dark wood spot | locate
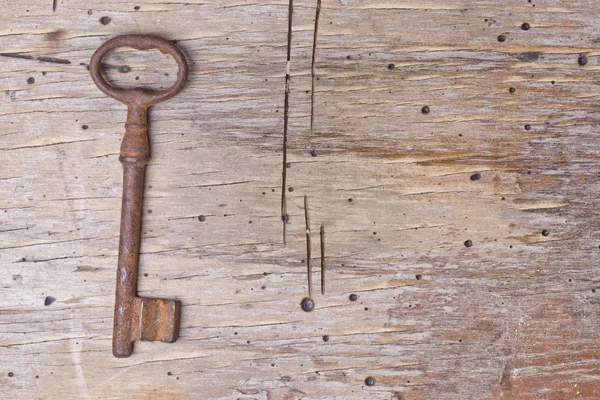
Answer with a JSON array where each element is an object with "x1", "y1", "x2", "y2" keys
[
  {"x1": 516, "y1": 52, "x2": 540, "y2": 62},
  {"x1": 301, "y1": 297, "x2": 314, "y2": 312}
]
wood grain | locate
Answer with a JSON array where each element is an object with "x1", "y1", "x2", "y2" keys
[{"x1": 1, "y1": 0, "x2": 600, "y2": 399}]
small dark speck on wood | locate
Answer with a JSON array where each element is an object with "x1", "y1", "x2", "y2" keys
[
  {"x1": 99, "y1": 16, "x2": 111, "y2": 25},
  {"x1": 365, "y1": 377, "x2": 375, "y2": 386},
  {"x1": 44, "y1": 296, "x2": 55, "y2": 306},
  {"x1": 470, "y1": 172, "x2": 481, "y2": 181},
  {"x1": 421, "y1": 105, "x2": 430, "y2": 114},
  {"x1": 521, "y1": 22, "x2": 531, "y2": 30},
  {"x1": 301, "y1": 297, "x2": 314, "y2": 312},
  {"x1": 464, "y1": 240, "x2": 473, "y2": 248},
  {"x1": 27, "y1": 77, "x2": 35, "y2": 84},
  {"x1": 578, "y1": 55, "x2": 588, "y2": 66},
  {"x1": 497, "y1": 34, "x2": 506, "y2": 42}
]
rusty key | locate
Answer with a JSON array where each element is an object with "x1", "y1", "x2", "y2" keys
[{"x1": 89, "y1": 35, "x2": 189, "y2": 357}]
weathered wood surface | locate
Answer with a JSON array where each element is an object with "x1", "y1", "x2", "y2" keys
[{"x1": 2, "y1": 0, "x2": 600, "y2": 399}]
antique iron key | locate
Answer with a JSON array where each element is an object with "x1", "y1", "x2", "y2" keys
[{"x1": 89, "y1": 35, "x2": 189, "y2": 357}]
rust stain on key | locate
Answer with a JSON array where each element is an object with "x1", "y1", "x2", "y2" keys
[{"x1": 89, "y1": 35, "x2": 189, "y2": 358}]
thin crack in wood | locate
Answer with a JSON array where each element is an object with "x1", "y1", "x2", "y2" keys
[
  {"x1": 304, "y1": 195, "x2": 312, "y2": 297},
  {"x1": 310, "y1": 0, "x2": 321, "y2": 136},
  {"x1": 320, "y1": 223, "x2": 325, "y2": 295},
  {"x1": 280, "y1": 0, "x2": 294, "y2": 245}
]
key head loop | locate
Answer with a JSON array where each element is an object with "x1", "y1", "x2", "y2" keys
[{"x1": 90, "y1": 35, "x2": 189, "y2": 107}]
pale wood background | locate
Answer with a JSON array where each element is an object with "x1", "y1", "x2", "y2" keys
[{"x1": 1, "y1": 0, "x2": 600, "y2": 399}]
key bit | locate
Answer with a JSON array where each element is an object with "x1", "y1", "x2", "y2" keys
[{"x1": 89, "y1": 35, "x2": 189, "y2": 358}]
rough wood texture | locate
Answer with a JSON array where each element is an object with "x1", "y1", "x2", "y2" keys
[{"x1": 1, "y1": 1, "x2": 600, "y2": 399}]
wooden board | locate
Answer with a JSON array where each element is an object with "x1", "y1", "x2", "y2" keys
[{"x1": 1, "y1": 0, "x2": 600, "y2": 399}]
